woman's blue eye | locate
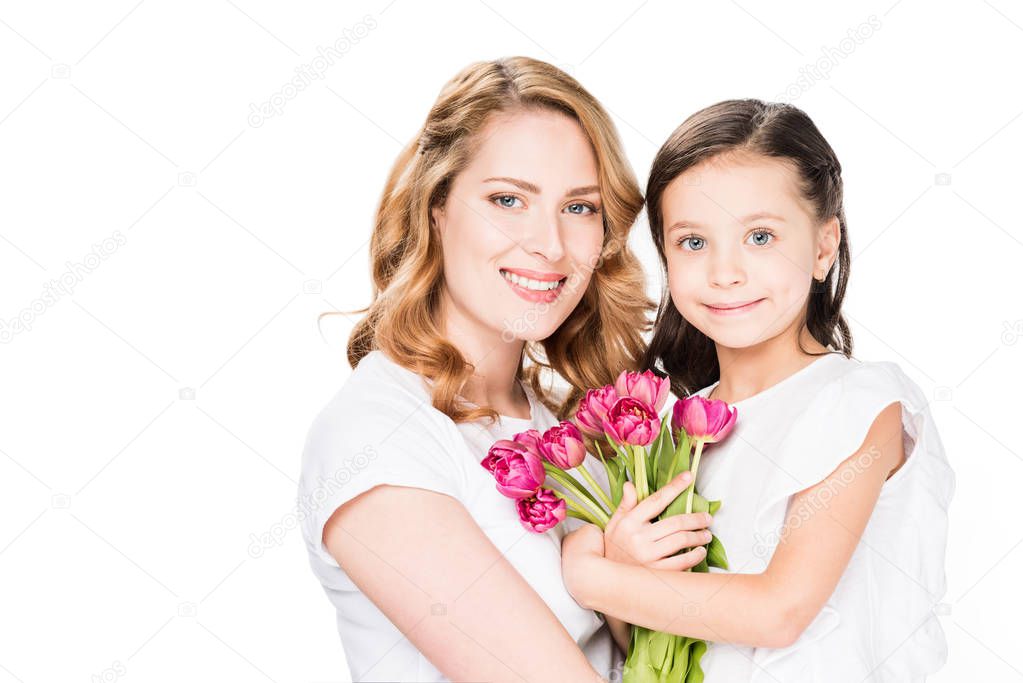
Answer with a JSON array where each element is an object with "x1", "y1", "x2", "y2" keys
[
  {"x1": 678, "y1": 236, "x2": 705, "y2": 251},
  {"x1": 494, "y1": 195, "x2": 524, "y2": 209},
  {"x1": 747, "y1": 230, "x2": 774, "y2": 246},
  {"x1": 565, "y1": 202, "x2": 596, "y2": 215}
]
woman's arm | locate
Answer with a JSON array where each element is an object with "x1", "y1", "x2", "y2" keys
[
  {"x1": 324, "y1": 484, "x2": 605, "y2": 682},
  {"x1": 563, "y1": 402, "x2": 906, "y2": 649}
]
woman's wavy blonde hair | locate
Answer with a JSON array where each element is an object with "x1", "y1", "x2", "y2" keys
[{"x1": 329, "y1": 56, "x2": 653, "y2": 424}]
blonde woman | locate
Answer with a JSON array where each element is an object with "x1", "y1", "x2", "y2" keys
[{"x1": 298, "y1": 57, "x2": 711, "y2": 681}]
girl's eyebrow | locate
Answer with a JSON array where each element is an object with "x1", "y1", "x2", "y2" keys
[
  {"x1": 482, "y1": 176, "x2": 600, "y2": 198},
  {"x1": 667, "y1": 211, "x2": 786, "y2": 232}
]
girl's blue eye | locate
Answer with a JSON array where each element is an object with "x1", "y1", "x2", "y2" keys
[
  {"x1": 747, "y1": 229, "x2": 774, "y2": 246},
  {"x1": 494, "y1": 195, "x2": 524, "y2": 209},
  {"x1": 677, "y1": 235, "x2": 705, "y2": 251},
  {"x1": 565, "y1": 202, "x2": 597, "y2": 215}
]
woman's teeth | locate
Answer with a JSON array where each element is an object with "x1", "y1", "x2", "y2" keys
[{"x1": 501, "y1": 270, "x2": 564, "y2": 291}]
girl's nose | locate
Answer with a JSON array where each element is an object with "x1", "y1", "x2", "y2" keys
[{"x1": 708, "y1": 251, "x2": 745, "y2": 287}]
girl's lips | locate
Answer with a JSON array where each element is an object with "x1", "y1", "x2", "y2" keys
[{"x1": 704, "y1": 298, "x2": 765, "y2": 316}]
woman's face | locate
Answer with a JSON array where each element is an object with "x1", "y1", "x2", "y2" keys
[
  {"x1": 431, "y1": 108, "x2": 605, "y2": 345},
  {"x1": 660, "y1": 153, "x2": 839, "y2": 350}
]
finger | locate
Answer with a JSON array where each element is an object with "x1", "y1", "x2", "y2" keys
[
  {"x1": 647, "y1": 511, "x2": 714, "y2": 540},
  {"x1": 609, "y1": 482, "x2": 637, "y2": 527},
  {"x1": 650, "y1": 546, "x2": 706, "y2": 571},
  {"x1": 652, "y1": 529, "x2": 713, "y2": 558},
  {"x1": 631, "y1": 471, "x2": 693, "y2": 522}
]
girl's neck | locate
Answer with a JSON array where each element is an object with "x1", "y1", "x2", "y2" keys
[{"x1": 710, "y1": 325, "x2": 831, "y2": 404}]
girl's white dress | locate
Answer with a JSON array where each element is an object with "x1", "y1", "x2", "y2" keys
[{"x1": 688, "y1": 351, "x2": 955, "y2": 682}]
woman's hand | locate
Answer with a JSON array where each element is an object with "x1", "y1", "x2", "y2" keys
[
  {"x1": 561, "y1": 522, "x2": 605, "y2": 603},
  {"x1": 604, "y1": 472, "x2": 713, "y2": 571}
]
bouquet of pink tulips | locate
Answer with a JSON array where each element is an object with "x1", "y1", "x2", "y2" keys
[{"x1": 481, "y1": 370, "x2": 738, "y2": 683}]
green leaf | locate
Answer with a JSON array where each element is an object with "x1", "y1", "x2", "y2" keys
[
  {"x1": 610, "y1": 457, "x2": 627, "y2": 508},
  {"x1": 646, "y1": 630, "x2": 673, "y2": 671},
  {"x1": 687, "y1": 639, "x2": 708, "y2": 683},
  {"x1": 672, "y1": 637, "x2": 693, "y2": 680},
  {"x1": 651, "y1": 419, "x2": 673, "y2": 489},
  {"x1": 595, "y1": 444, "x2": 621, "y2": 500},
  {"x1": 706, "y1": 534, "x2": 729, "y2": 570},
  {"x1": 708, "y1": 499, "x2": 721, "y2": 515},
  {"x1": 603, "y1": 433, "x2": 629, "y2": 460},
  {"x1": 663, "y1": 489, "x2": 707, "y2": 520}
]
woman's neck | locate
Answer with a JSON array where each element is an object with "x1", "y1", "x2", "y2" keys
[{"x1": 440, "y1": 297, "x2": 530, "y2": 418}]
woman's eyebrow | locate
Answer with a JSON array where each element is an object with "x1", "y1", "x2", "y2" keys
[
  {"x1": 482, "y1": 177, "x2": 600, "y2": 198},
  {"x1": 483, "y1": 176, "x2": 540, "y2": 194}
]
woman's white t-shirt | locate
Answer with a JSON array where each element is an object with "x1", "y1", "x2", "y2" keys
[
  {"x1": 298, "y1": 349, "x2": 621, "y2": 682},
  {"x1": 686, "y1": 351, "x2": 955, "y2": 682}
]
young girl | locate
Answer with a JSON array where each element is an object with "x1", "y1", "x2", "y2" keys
[
  {"x1": 561, "y1": 99, "x2": 956, "y2": 681},
  {"x1": 297, "y1": 57, "x2": 711, "y2": 682}
]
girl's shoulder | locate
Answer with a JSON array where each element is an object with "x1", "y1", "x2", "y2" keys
[
  {"x1": 774, "y1": 353, "x2": 940, "y2": 491},
  {"x1": 809, "y1": 353, "x2": 929, "y2": 417}
]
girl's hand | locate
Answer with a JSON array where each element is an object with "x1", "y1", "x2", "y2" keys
[
  {"x1": 604, "y1": 472, "x2": 713, "y2": 571},
  {"x1": 561, "y1": 523, "x2": 605, "y2": 601}
]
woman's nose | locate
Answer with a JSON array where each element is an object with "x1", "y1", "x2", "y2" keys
[{"x1": 521, "y1": 212, "x2": 565, "y2": 263}]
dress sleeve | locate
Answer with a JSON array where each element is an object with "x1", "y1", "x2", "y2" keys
[
  {"x1": 749, "y1": 361, "x2": 949, "y2": 676},
  {"x1": 752, "y1": 361, "x2": 932, "y2": 554},
  {"x1": 298, "y1": 387, "x2": 467, "y2": 569}
]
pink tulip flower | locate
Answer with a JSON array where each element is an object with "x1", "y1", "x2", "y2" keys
[
  {"x1": 574, "y1": 385, "x2": 618, "y2": 436},
  {"x1": 512, "y1": 429, "x2": 543, "y2": 459},
  {"x1": 481, "y1": 440, "x2": 546, "y2": 498},
  {"x1": 671, "y1": 395, "x2": 738, "y2": 443},
  {"x1": 601, "y1": 396, "x2": 661, "y2": 447},
  {"x1": 539, "y1": 421, "x2": 587, "y2": 469},
  {"x1": 614, "y1": 369, "x2": 670, "y2": 413},
  {"x1": 516, "y1": 488, "x2": 567, "y2": 532}
]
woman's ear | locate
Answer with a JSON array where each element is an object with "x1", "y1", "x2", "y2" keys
[
  {"x1": 816, "y1": 216, "x2": 840, "y2": 276},
  {"x1": 430, "y1": 205, "x2": 445, "y2": 235}
]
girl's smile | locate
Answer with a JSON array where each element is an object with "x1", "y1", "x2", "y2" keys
[{"x1": 704, "y1": 298, "x2": 766, "y2": 315}]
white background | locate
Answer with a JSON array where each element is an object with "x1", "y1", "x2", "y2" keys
[{"x1": 1, "y1": 1, "x2": 1019, "y2": 681}]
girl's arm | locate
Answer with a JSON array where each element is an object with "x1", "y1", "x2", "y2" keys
[
  {"x1": 604, "y1": 614, "x2": 630, "y2": 656},
  {"x1": 325, "y1": 485, "x2": 605, "y2": 682},
  {"x1": 563, "y1": 401, "x2": 906, "y2": 649}
]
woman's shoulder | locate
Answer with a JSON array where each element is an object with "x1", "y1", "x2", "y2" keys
[{"x1": 305, "y1": 350, "x2": 455, "y2": 452}]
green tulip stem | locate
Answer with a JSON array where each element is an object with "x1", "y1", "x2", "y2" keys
[
  {"x1": 551, "y1": 489, "x2": 605, "y2": 528},
  {"x1": 684, "y1": 439, "x2": 706, "y2": 517},
  {"x1": 574, "y1": 463, "x2": 615, "y2": 512},
  {"x1": 633, "y1": 444, "x2": 650, "y2": 501}
]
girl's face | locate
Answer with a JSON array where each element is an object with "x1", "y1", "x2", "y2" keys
[
  {"x1": 661, "y1": 153, "x2": 839, "y2": 350},
  {"x1": 431, "y1": 108, "x2": 605, "y2": 344}
]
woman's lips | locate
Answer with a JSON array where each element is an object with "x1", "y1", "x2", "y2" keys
[
  {"x1": 503, "y1": 275, "x2": 566, "y2": 303},
  {"x1": 704, "y1": 298, "x2": 765, "y2": 316}
]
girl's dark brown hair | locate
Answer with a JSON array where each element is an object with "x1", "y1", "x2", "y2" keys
[{"x1": 642, "y1": 98, "x2": 853, "y2": 397}]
